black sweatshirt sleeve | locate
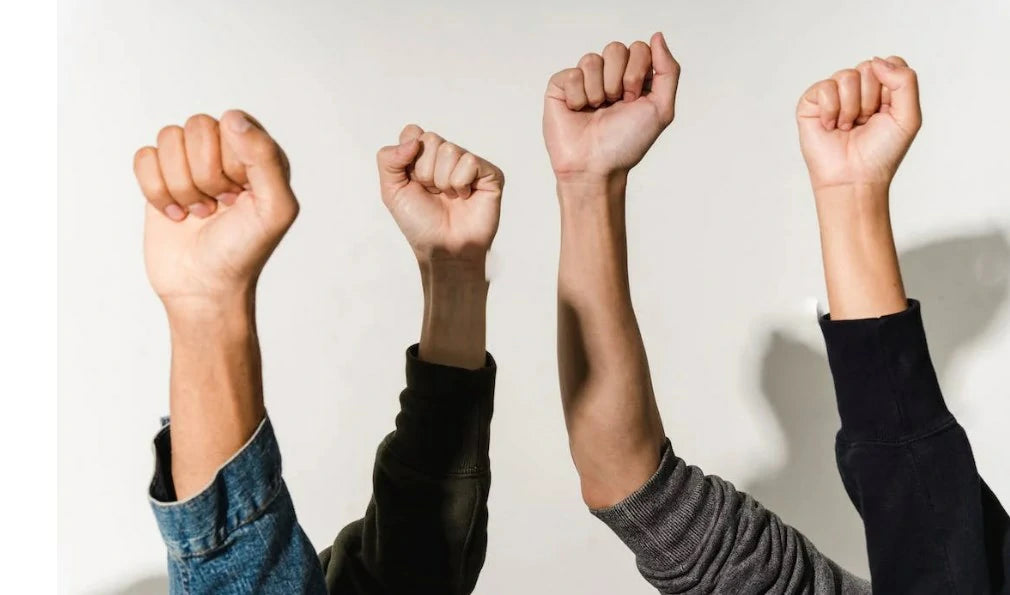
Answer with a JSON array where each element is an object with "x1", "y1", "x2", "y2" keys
[
  {"x1": 319, "y1": 345, "x2": 496, "y2": 595},
  {"x1": 820, "y1": 299, "x2": 1010, "y2": 594}
]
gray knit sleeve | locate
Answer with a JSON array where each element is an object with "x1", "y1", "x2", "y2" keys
[{"x1": 591, "y1": 440, "x2": 870, "y2": 594}]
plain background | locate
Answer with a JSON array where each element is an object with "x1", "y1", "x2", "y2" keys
[{"x1": 58, "y1": 1, "x2": 1010, "y2": 593}]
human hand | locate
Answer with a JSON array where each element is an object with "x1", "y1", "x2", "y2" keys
[
  {"x1": 543, "y1": 32, "x2": 680, "y2": 184},
  {"x1": 376, "y1": 124, "x2": 503, "y2": 265},
  {"x1": 133, "y1": 110, "x2": 298, "y2": 318},
  {"x1": 797, "y1": 57, "x2": 921, "y2": 194}
]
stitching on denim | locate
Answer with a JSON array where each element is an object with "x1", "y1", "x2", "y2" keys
[{"x1": 176, "y1": 478, "x2": 286, "y2": 559}]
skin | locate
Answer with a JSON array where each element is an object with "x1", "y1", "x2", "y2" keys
[
  {"x1": 133, "y1": 110, "x2": 299, "y2": 499},
  {"x1": 543, "y1": 32, "x2": 680, "y2": 509},
  {"x1": 376, "y1": 124, "x2": 504, "y2": 370},
  {"x1": 797, "y1": 56, "x2": 922, "y2": 319},
  {"x1": 135, "y1": 113, "x2": 501, "y2": 500}
]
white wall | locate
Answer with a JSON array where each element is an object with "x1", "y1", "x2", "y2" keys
[{"x1": 58, "y1": 1, "x2": 1010, "y2": 593}]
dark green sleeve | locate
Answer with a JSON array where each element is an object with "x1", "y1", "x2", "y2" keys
[{"x1": 319, "y1": 344, "x2": 496, "y2": 595}]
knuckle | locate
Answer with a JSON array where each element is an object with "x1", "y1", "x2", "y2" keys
[
  {"x1": 438, "y1": 141, "x2": 462, "y2": 156},
  {"x1": 157, "y1": 125, "x2": 183, "y2": 144},
  {"x1": 251, "y1": 135, "x2": 281, "y2": 161},
  {"x1": 563, "y1": 68, "x2": 583, "y2": 84},
  {"x1": 833, "y1": 68, "x2": 859, "y2": 81},
  {"x1": 184, "y1": 113, "x2": 216, "y2": 133},
  {"x1": 419, "y1": 131, "x2": 443, "y2": 145},
  {"x1": 603, "y1": 41, "x2": 628, "y2": 55},
  {"x1": 630, "y1": 40, "x2": 649, "y2": 53},
  {"x1": 400, "y1": 123, "x2": 423, "y2": 136},
  {"x1": 579, "y1": 52, "x2": 603, "y2": 67},
  {"x1": 624, "y1": 72, "x2": 643, "y2": 85},
  {"x1": 133, "y1": 146, "x2": 155, "y2": 169}
]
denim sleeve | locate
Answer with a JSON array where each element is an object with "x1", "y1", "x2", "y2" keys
[
  {"x1": 319, "y1": 345, "x2": 496, "y2": 595},
  {"x1": 149, "y1": 416, "x2": 328, "y2": 595},
  {"x1": 820, "y1": 299, "x2": 1010, "y2": 594}
]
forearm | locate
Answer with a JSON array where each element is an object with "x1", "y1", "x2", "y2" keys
[
  {"x1": 556, "y1": 175, "x2": 665, "y2": 509},
  {"x1": 165, "y1": 294, "x2": 266, "y2": 500},
  {"x1": 418, "y1": 258, "x2": 489, "y2": 370},
  {"x1": 815, "y1": 185, "x2": 907, "y2": 320}
]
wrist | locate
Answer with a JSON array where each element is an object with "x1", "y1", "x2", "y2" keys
[
  {"x1": 556, "y1": 171, "x2": 628, "y2": 206},
  {"x1": 813, "y1": 184, "x2": 891, "y2": 234},
  {"x1": 418, "y1": 256, "x2": 487, "y2": 286},
  {"x1": 813, "y1": 182, "x2": 889, "y2": 207},
  {"x1": 165, "y1": 292, "x2": 256, "y2": 341},
  {"x1": 419, "y1": 261, "x2": 488, "y2": 370}
]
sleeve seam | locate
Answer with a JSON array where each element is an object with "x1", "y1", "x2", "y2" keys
[
  {"x1": 837, "y1": 416, "x2": 958, "y2": 448},
  {"x1": 171, "y1": 479, "x2": 286, "y2": 559}
]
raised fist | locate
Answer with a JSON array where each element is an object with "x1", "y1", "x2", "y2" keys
[
  {"x1": 797, "y1": 57, "x2": 922, "y2": 193},
  {"x1": 133, "y1": 110, "x2": 298, "y2": 310},
  {"x1": 543, "y1": 32, "x2": 680, "y2": 180},
  {"x1": 377, "y1": 125, "x2": 503, "y2": 263}
]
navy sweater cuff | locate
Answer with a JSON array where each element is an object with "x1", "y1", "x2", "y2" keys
[{"x1": 819, "y1": 299, "x2": 953, "y2": 443}]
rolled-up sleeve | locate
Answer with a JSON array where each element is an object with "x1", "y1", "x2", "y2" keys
[{"x1": 149, "y1": 416, "x2": 327, "y2": 594}]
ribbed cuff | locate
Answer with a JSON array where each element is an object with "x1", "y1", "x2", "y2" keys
[
  {"x1": 149, "y1": 416, "x2": 283, "y2": 557},
  {"x1": 384, "y1": 344, "x2": 497, "y2": 475},
  {"x1": 591, "y1": 439, "x2": 710, "y2": 565},
  {"x1": 819, "y1": 299, "x2": 953, "y2": 443}
]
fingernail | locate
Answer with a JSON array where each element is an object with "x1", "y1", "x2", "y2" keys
[
  {"x1": 228, "y1": 112, "x2": 252, "y2": 133},
  {"x1": 826, "y1": 120, "x2": 836, "y2": 131},
  {"x1": 188, "y1": 202, "x2": 210, "y2": 218},
  {"x1": 165, "y1": 204, "x2": 185, "y2": 221},
  {"x1": 874, "y1": 57, "x2": 895, "y2": 69},
  {"x1": 839, "y1": 122, "x2": 852, "y2": 131},
  {"x1": 217, "y1": 192, "x2": 238, "y2": 206}
]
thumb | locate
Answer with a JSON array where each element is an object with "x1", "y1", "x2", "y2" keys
[
  {"x1": 646, "y1": 32, "x2": 680, "y2": 125},
  {"x1": 376, "y1": 137, "x2": 422, "y2": 192},
  {"x1": 869, "y1": 57, "x2": 922, "y2": 134},
  {"x1": 220, "y1": 110, "x2": 296, "y2": 214}
]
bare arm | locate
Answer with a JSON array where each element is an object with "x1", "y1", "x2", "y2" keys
[
  {"x1": 556, "y1": 175, "x2": 665, "y2": 508},
  {"x1": 541, "y1": 37, "x2": 869, "y2": 593},
  {"x1": 135, "y1": 110, "x2": 298, "y2": 499},
  {"x1": 797, "y1": 57, "x2": 920, "y2": 320},
  {"x1": 165, "y1": 297, "x2": 265, "y2": 497},
  {"x1": 543, "y1": 34, "x2": 678, "y2": 508},
  {"x1": 136, "y1": 111, "x2": 327, "y2": 594}
]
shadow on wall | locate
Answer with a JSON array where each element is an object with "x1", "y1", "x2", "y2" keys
[
  {"x1": 91, "y1": 575, "x2": 169, "y2": 595},
  {"x1": 744, "y1": 229, "x2": 1010, "y2": 578}
]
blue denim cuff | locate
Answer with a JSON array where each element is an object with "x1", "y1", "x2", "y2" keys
[{"x1": 148, "y1": 416, "x2": 283, "y2": 557}]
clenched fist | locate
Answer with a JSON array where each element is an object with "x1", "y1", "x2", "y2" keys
[
  {"x1": 797, "y1": 57, "x2": 921, "y2": 193},
  {"x1": 133, "y1": 110, "x2": 298, "y2": 311},
  {"x1": 377, "y1": 125, "x2": 503, "y2": 263},
  {"x1": 543, "y1": 32, "x2": 680, "y2": 181}
]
